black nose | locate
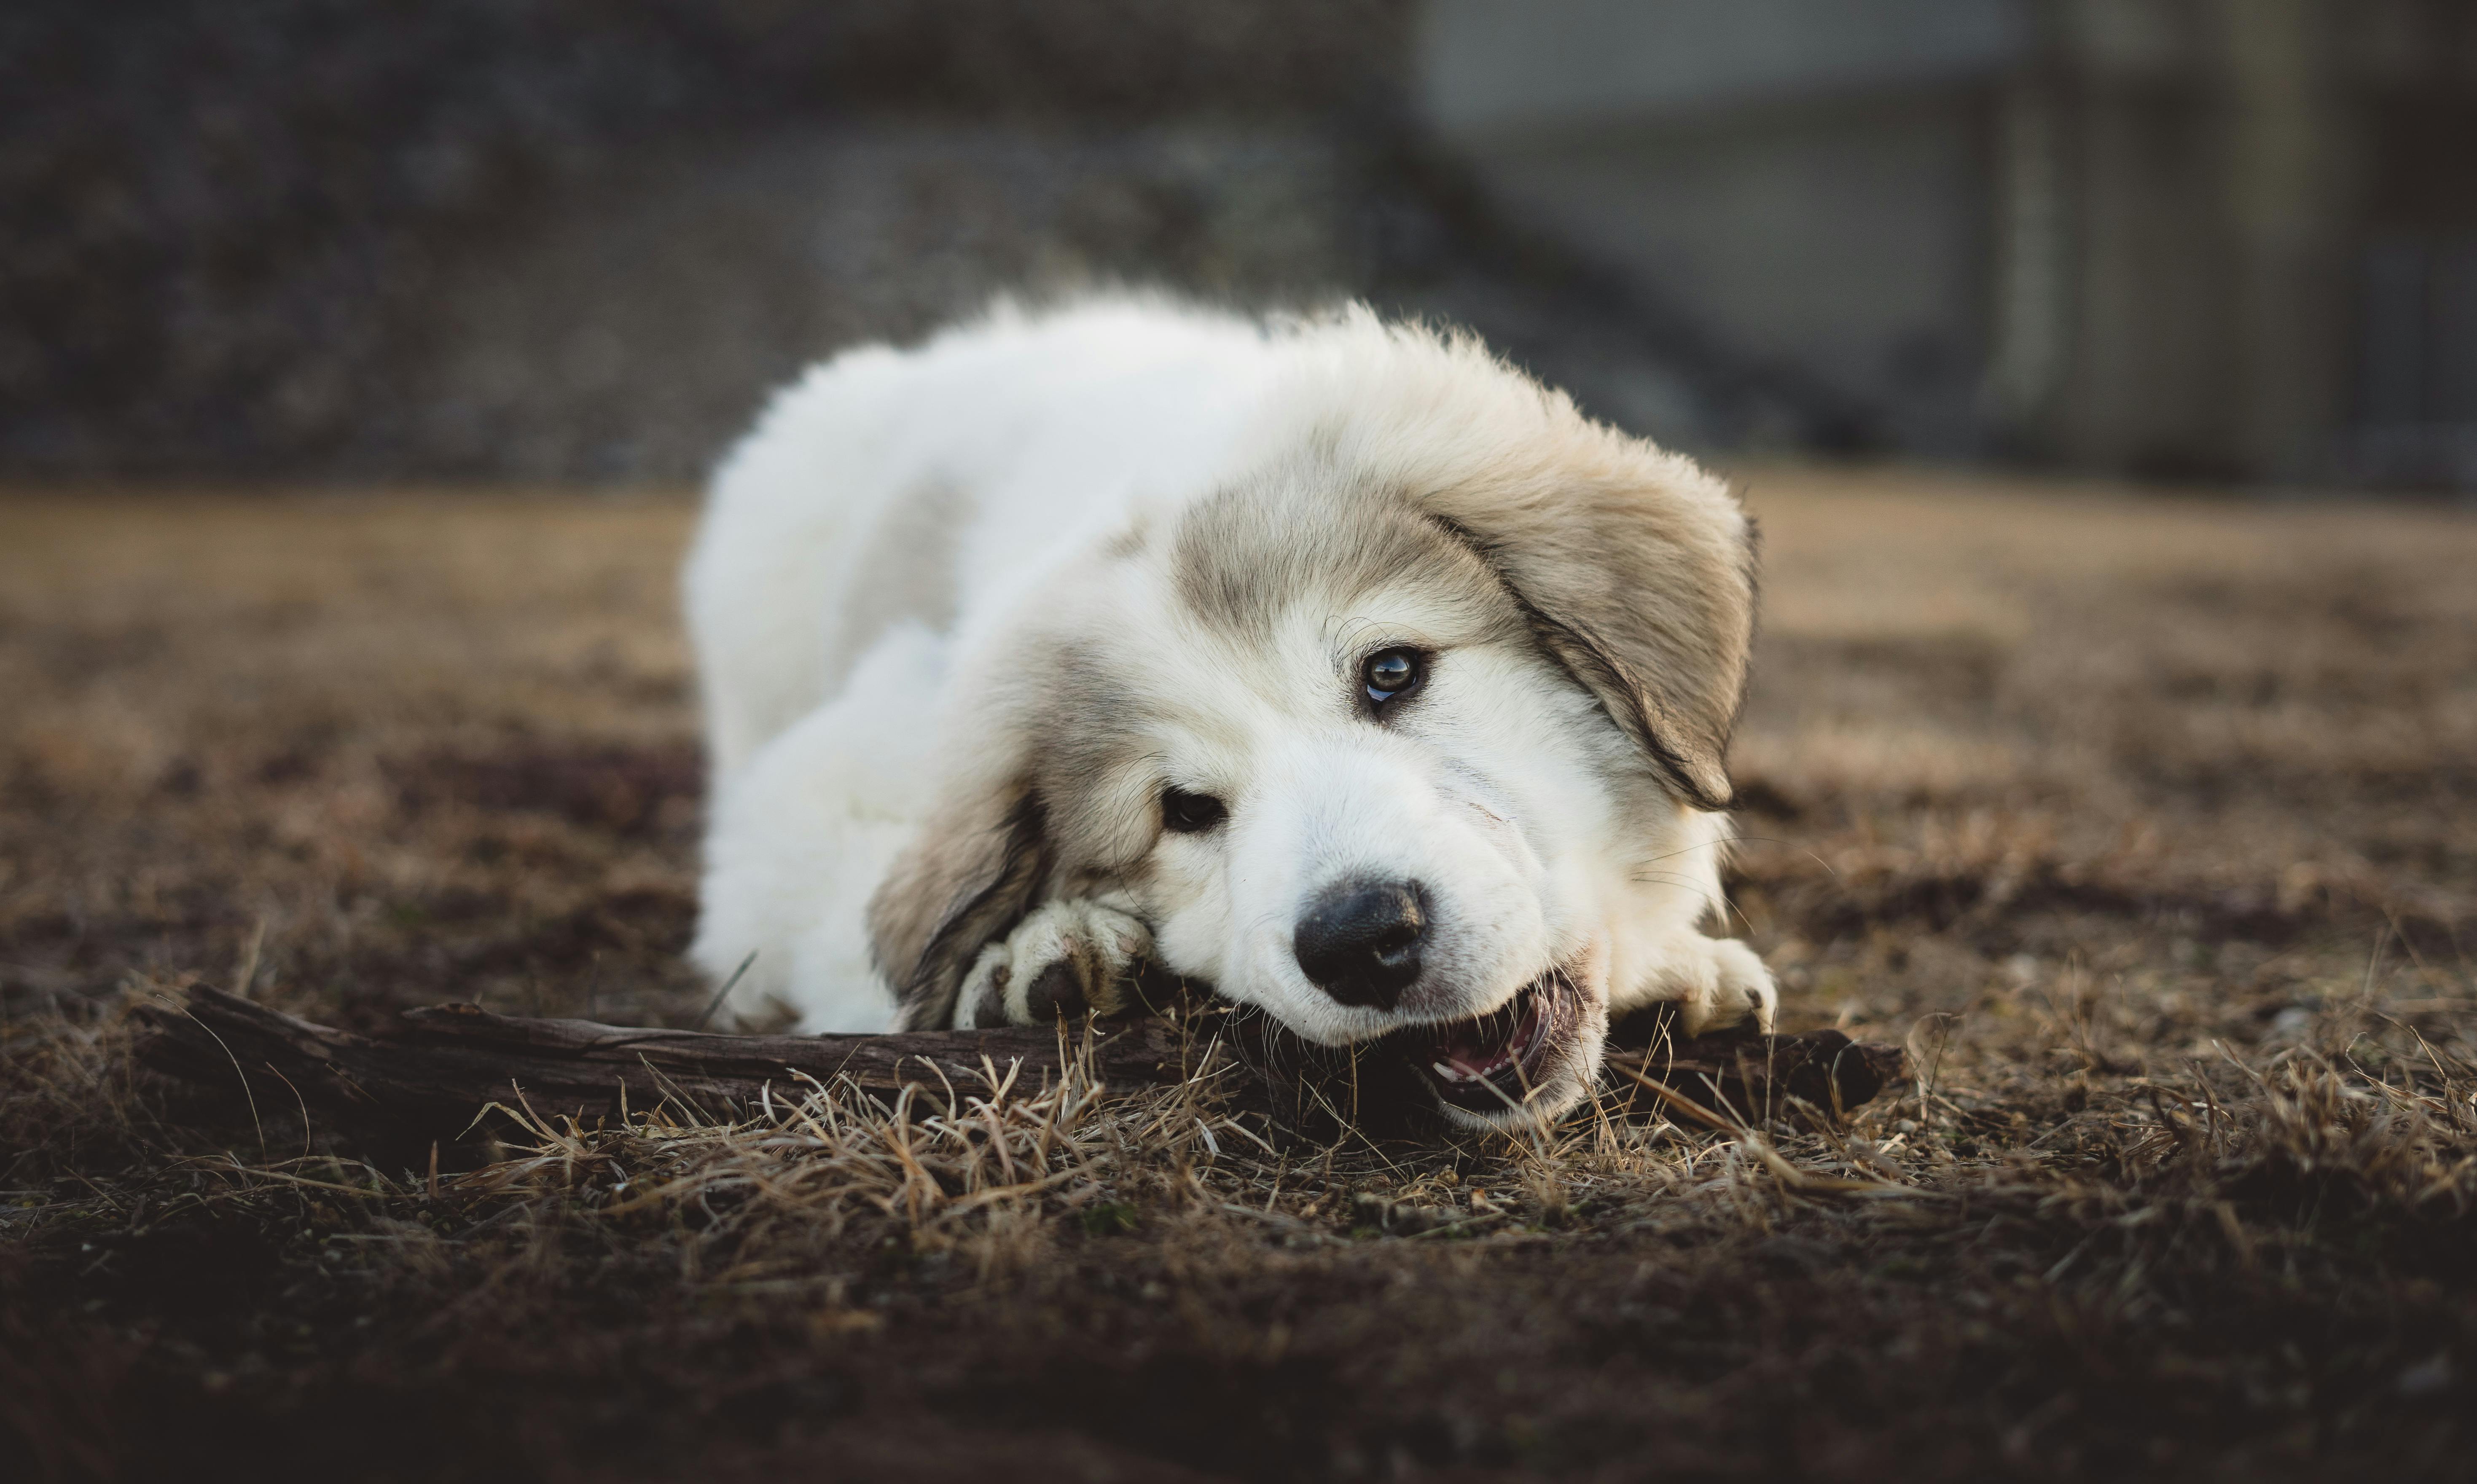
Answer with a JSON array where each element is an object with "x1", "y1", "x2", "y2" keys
[{"x1": 1294, "y1": 879, "x2": 1427, "y2": 1010}]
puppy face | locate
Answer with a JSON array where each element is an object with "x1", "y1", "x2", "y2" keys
[
  {"x1": 1086, "y1": 485, "x2": 1639, "y2": 1127},
  {"x1": 870, "y1": 359, "x2": 1757, "y2": 1133}
]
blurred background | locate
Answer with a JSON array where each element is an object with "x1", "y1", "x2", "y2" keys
[
  {"x1": 8, "y1": 0, "x2": 2474, "y2": 489},
  {"x1": 6, "y1": 13, "x2": 2476, "y2": 1471}
]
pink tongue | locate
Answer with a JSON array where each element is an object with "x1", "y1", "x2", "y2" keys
[{"x1": 1441, "y1": 1003, "x2": 1539, "y2": 1076}]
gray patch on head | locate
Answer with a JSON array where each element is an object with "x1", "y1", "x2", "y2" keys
[
  {"x1": 1166, "y1": 470, "x2": 1513, "y2": 649},
  {"x1": 1018, "y1": 639, "x2": 1171, "y2": 876},
  {"x1": 1421, "y1": 510, "x2": 1740, "y2": 811}
]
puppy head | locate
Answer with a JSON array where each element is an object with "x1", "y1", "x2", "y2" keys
[{"x1": 871, "y1": 322, "x2": 1755, "y2": 1131}]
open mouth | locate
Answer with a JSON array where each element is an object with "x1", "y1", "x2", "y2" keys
[
  {"x1": 1222, "y1": 964, "x2": 1601, "y2": 1137},
  {"x1": 1404, "y1": 970, "x2": 1580, "y2": 1116}
]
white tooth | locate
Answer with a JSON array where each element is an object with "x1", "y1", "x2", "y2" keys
[{"x1": 1432, "y1": 1061, "x2": 1469, "y2": 1082}]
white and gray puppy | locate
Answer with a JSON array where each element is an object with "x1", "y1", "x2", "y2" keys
[{"x1": 686, "y1": 295, "x2": 1776, "y2": 1130}]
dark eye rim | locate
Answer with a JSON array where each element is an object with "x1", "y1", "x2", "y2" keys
[
  {"x1": 1160, "y1": 785, "x2": 1227, "y2": 834},
  {"x1": 1359, "y1": 645, "x2": 1430, "y2": 707}
]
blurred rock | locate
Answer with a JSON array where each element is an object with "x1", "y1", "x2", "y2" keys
[{"x1": 0, "y1": 0, "x2": 1436, "y2": 480}]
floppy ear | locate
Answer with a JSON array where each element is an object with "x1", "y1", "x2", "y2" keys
[
  {"x1": 1422, "y1": 464, "x2": 1756, "y2": 811},
  {"x1": 868, "y1": 782, "x2": 1052, "y2": 1030}
]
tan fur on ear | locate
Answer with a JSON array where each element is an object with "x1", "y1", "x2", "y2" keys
[
  {"x1": 1417, "y1": 460, "x2": 1756, "y2": 812},
  {"x1": 868, "y1": 787, "x2": 1051, "y2": 1030}
]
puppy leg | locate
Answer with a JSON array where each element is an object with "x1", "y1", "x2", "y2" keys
[
  {"x1": 1627, "y1": 934, "x2": 1778, "y2": 1036},
  {"x1": 955, "y1": 896, "x2": 1153, "y2": 1029}
]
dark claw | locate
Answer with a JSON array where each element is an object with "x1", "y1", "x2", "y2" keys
[
  {"x1": 1022, "y1": 958, "x2": 1090, "y2": 1024},
  {"x1": 969, "y1": 964, "x2": 1011, "y2": 1029}
]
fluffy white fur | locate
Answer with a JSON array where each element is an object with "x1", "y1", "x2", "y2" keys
[{"x1": 686, "y1": 295, "x2": 1774, "y2": 1124}]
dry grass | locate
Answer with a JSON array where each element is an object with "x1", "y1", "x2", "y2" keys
[{"x1": 3, "y1": 472, "x2": 2474, "y2": 1481}]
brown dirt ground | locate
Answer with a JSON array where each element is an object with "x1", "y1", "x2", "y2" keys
[{"x1": 3, "y1": 470, "x2": 2474, "y2": 1482}]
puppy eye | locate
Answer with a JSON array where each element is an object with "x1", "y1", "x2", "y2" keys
[
  {"x1": 1161, "y1": 786, "x2": 1226, "y2": 834},
  {"x1": 1362, "y1": 647, "x2": 1424, "y2": 705}
]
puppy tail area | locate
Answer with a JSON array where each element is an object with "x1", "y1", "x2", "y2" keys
[{"x1": 686, "y1": 918, "x2": 900, "y2": 1036}]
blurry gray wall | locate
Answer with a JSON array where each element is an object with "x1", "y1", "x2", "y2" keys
[
  {"x1": 8, "y1": 0, "x2": 2472, "y2": 487},
  {"x1": 1418, "y1": 0, "x2": 2477, "y2": 486},
  {"x1": 2, "y1": 0, "x2": 1828, "y2": 483},
  {"x1": 0, "y1": 0, "x2": 1421, "y2": 481},
  {"x1": 1422, "y1": 0, "x2": 2024, "y2": 457}
]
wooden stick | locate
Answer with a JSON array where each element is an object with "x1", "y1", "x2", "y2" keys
[
  {"x1": 135, "y1": 986, "x2": 1206, "y2": 1131},
  {"x1": 134, "y1": 985, "x2": 1905, "y2": 1139}
]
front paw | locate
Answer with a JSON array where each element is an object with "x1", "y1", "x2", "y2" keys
[
  {"x1": 1674, "y1": 937, "x2": 1779, "y2": 1036},
  {"x1": 956, "y1": 897, "x2": 1152, "y2": 1029}
]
